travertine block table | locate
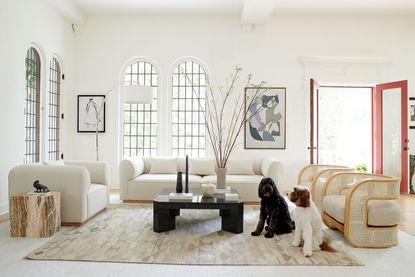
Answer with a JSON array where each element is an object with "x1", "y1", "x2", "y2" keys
[{"x1": 10, "y1": 192, "x2": 61, "y2": 237}]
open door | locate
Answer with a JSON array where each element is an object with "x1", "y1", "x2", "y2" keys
[
  {"x1": 309, "y1": 79, "x2": 319, "y2": 164},
  {"x1": 374, "y1": 80, "x2": 408, "y2": 193}
]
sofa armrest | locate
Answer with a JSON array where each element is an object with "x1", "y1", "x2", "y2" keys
[
  {"x1": 311, "y1": 167, "x2": 354, "y2": 211},
  {"x1": 344, "y1": 177, "x2": 400, "y2": 245},
  {"x1": 8, "y1": 165, "x2": 90, "y2": 223},
  {"x1": 261, "y1": 158, "x2": 284, "y2": 191},
  {"x1": 297, "y1": 164, "x2": 349, "y2": 185},
  {"x1": 64, "y1": 160, "x2": 110, "y2": 185},
  {"x1": 323, "y1": 172, "x2": 394, "y2": 199},
  {"x1": 119, "y1": 156, "x2": 145, "y2": 200}
]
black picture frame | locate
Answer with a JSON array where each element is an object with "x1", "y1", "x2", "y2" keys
[{"x1": 77, "y1": 95, "x2": 105, "y2": 133}]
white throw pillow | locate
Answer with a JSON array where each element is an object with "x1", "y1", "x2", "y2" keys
[
  {"x1": 149, "y1": 157, "x2": 178, "y2": 174},
  {"x1": 227, "y1": 160, "x2": 254, "y2": 175},
  {"x1": 189, "y1": 158, "x2": 216, "y2": 176},
  {"x1": 44, "y1": 160, "x2": 65, "y2": 166}
]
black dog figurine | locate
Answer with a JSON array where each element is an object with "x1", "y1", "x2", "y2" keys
[
  {"x1": 33, "y1": 180, "x2": 50, "y2": 193},
  {"x1": 251, "y1": 177, "x2": 294, "y2": 238}
]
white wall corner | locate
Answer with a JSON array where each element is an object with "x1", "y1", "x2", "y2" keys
[
  {"x1": 43, "y1": 0, "x2": 86, "y2": 24},
  {"x1": 0, "y1": 202, "x2": 8, "y2": 214}
]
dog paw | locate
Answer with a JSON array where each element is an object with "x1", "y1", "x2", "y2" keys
[
  {"x1": 264, "y1": 232, "x2": 274, "y2": 238},
  {"x1": 251, "y1": 231, "x2": 261, "y2": 236},
  {"x1": 303, "y1": 249, "x2": 313, "y2": 257}
]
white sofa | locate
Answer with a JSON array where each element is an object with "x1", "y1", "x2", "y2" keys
[
  {"x1": 119, "y1": 156, "x2": 284, "y2": 202},
  {"x1": 8, "y1": 160, "x2": 109, "y2": 225}
]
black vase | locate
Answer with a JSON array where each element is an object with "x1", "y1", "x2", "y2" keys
[
  {"x1": 176, "y1": 171, "x2": 183, "y2": 193},
  {"x1": 185, "y1": 155, "x2": 189, "y2": 193}
]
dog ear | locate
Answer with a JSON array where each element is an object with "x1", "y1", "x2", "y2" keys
[
  {"x1": 300, "y1": 189, "x2": 310, "y2": 207},
  {"x1": 271, "y1": 180, "x2": 280, "y2": 196}
]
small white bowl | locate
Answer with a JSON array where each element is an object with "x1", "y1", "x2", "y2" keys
[{"x1": 200, "y1": 183, "x2": 216, "y2": 197}]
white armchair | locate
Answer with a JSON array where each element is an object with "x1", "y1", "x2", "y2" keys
[
  {"x1": 8, "y1": 161, "x2": 109, "y2": 225},
  {"x1": 321, "y1": 172, "x2": 401, "y2": 248}
]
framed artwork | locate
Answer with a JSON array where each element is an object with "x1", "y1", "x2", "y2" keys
[
  {"x1": 244, "y1": 87, "x2": 286, "y2": 149},
  {"x1": 410, "y1": 97, "x2": 415, "y2": 129},
  {"x1": 77, "y1": 95, "x2": 105, "y2": 133}
]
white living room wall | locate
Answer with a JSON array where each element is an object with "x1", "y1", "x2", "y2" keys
[
  {"x1": 68, "y1": 14, "x2": 415, "y2": 189},
  {"x1": 0, "y1": 0, "x2": 75, "y2": 213}
]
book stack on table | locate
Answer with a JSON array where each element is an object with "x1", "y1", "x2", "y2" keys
[
  {"x1": 224, "y1": 193, "x2": 239, "y2": 202},
  {"x1": 168, "y1": 193, "x2": 193, "y2": 201},
  {"x1": 214, "y1": 187, "x2": 231, "y2": 194}
]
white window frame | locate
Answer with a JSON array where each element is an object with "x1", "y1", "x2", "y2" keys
[
  {"x1": 118, "y1": 56, "x2": 162, "y2": 161},
  {"x1": 167, "y1": 57, "x2": 210, "y2": 157}
]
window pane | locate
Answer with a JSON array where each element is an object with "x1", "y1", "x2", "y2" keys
[
  {"x1": 171, "y1": 60, "x2": 207, "y2": 157},
  {"x1": 25, "y1": 47, "x2": 41, "y2": 164},
  {"x1": 123, "y1": 60, "x2": 158, "y2": 157},
  {"x1": 47, "y1": 58, "x2": 61, "y2": 161}
]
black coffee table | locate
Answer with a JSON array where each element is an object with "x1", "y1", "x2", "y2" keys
[{"x1": 153, "y1": 188, "x2": 243, "y2": 234}]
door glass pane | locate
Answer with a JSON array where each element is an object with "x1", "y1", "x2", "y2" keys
[
  {"x1": 382, "y1": 88, "x2": 401, "y2": 178},
  {"x1": 318, "y1": 87, "x2": 372, "y2": 171}
]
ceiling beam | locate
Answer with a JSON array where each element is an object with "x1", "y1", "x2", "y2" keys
[
  {"x1": 43, "y1": 0, "x2": 85, "y2": 24},
  {"x1": 241, "y1": 0, "x2": 276, "y2": 26}
]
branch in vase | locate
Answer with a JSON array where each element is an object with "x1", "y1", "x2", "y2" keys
[{"x1": 182, "y1": 66, "x2": 270, "y2": 168}]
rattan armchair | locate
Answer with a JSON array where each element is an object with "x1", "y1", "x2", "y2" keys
[
  {"x1": 297, "y1": 164, "x2": 354, "y2": 211},
  {"x1": 321, "y1": 172, "x2": 401, "y2": 248}
]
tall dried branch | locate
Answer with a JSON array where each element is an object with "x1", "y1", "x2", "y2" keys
[{"x1": 183, "y1": 66, "x2": 270, "y2": 168}]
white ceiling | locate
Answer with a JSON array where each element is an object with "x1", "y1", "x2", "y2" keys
[
  {"x1": 44, "y1": 0, "x2": 415, "y2": 25},
  {"x1": 70, "y1": 0, "x2": 415, "y2": 15}
]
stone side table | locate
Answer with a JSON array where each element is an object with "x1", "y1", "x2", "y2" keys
[{"x1": 9, "y1": 192, "x2": 61, "y2": 237}]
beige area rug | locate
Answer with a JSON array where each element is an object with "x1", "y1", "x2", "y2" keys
[{"x1": 27, "y1": 204, "x2": 362, "y2": 266}]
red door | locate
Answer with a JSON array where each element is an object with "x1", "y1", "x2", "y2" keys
[
  {"x1": 374, "y1": 80, "x2": 408, "y2": 193},
  {"x1": 309, "y1": 79, "x2": 319, "y2": 164}
]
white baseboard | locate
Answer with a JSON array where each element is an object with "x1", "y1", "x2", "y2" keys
[
  {"x1": 0, "y1": 212, "x2": 8, "y2": 223},
  {"x1": 0, "y1": 202, "x2": 8, "y2": 214},
  {"x1": 0, "y1": 202, "x2": 8, "y2": 223}
]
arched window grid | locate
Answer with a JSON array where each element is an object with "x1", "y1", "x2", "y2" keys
[
  {"x1": 171, "y1": 61, "x2": 207, "y2": 157},
  {"x1": 48, "y1": 58, "x2": 61, "y2": 161},
  {"x1": 25, "y1": 47, "x2": 41, "y2": 164},
  {"x1": 123, "y1": 61, "x2": 158, "y2": 157}
]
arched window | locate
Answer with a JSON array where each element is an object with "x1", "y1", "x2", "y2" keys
[
  {"x1": 25, "y1": 47, "x2": 41, "y2": 164},
  {"x1": 48, "y1": 58, "x2": 61, "y2": 161},
  {"x1": 123, "y1": 60, "x2": 158, "y2": 157},
  {"x1": 171, "y1": 60, "x2": 206, "y2": 157}
]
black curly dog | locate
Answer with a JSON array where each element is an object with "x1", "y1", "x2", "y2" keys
[{"x1": 251, "y1": 177, "x2": 294, "y2": 238}]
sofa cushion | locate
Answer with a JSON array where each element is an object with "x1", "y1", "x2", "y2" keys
[
  {"x1": 201, "y1": 174, "x2": 263, "y2": 185},
  {"x1": 149, "y1": 157, "x2": 178, "y2": 174},
  {"x1": 188, "y1": 158, "x2": 216, "y2": 176},
  {"x1": 323, "y1": 195, "x2": 401, "y2": 226},
  {"x1": 227, "y1": 160, "x2": 254, "y2": 175},
  {"x1": 130, "y1": 174, "x2": 202, "y2": 185}
]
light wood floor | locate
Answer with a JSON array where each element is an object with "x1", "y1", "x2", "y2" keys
[{"x1": 397, "y1": 194, "x2": 415, "y2": 236}]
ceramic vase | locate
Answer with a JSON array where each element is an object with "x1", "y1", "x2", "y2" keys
[
  {"x1": 176, "y1": 171, "x2": 183, "y2": 193},
  {"x1": 216, "y1": 167, "x2": 227, "y2": 189}
]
